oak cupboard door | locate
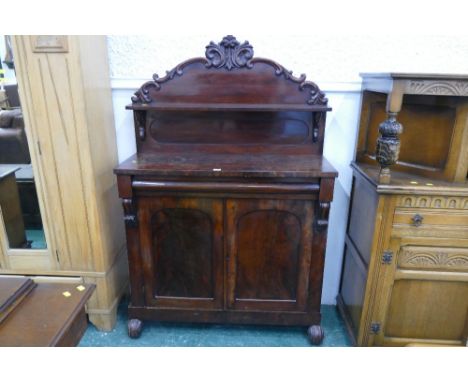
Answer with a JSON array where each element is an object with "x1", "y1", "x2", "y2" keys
[
  {"x1": 226, "y1": 199, "x2": 314, "y2": 312},
  {"x1": 137, "y1": 196, "x2": 224, "y2": 309},
  {"x1": 373, "y1": 237, "x2": 468, "y2": 346}
]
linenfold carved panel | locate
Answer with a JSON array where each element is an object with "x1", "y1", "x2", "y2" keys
[
  {"x1": 398, "y1": 246, "x2": 468, "y2": 271},
  {"x1": 132, "y1": 35, "x2": 327, "y2": 106}
]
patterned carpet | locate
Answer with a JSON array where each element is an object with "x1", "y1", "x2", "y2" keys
[{"x1": 79, "y1": 302, "x2": 351, "y2": 347}]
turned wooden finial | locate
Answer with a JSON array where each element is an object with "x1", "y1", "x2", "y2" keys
[{"x1": 376, "y1": 112, "x2": 403, "y2": 184}]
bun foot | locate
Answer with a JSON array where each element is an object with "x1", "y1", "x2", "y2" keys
[
  {"x1": 307, "y1": 325, "x2": 324, "y2": 345},
  {"x1": 128, "y1": 318, "x2": 143, "y2": 339}
]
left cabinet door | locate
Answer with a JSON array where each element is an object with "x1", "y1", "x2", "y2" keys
[{"x1": 137, "y1": 196, "x2": 224, "y2": 309}]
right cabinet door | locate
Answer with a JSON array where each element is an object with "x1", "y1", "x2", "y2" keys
[{"x1": 225, "y1": 198, "x2": 315, "y2": 312}]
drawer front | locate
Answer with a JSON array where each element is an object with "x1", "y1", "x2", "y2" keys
[{"x1": 393, "y1": 208, "x2": 468, "y2": 239}]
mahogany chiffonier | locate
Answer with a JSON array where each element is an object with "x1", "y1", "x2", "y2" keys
[
  {"x1": 114, "y1": 36, "x2": 338, "y2": 344},
  {"x1": 338, "y1": 73, "x2": 468, "y2": 346}
]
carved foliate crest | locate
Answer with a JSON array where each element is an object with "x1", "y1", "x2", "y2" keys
[
  {"x1": 131, "y1": 35, "x2": 327, "y2": 106},
  {"x1": 205, "y1": 35, "x2": 254, "y2": 70}
]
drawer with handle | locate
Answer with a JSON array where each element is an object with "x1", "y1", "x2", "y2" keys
[{"x1": 392, "y1": 208, "x2": 468, "y2": 239}]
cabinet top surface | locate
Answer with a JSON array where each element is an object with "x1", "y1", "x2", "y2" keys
[
  {"x1": 115, "y1": 152, "x2": 337, "y2": 179},
  {"x1": 360, "y1": 72, "x2": 468, "y2": 80},
  {"x1": 353, "y1": 162, "x2": 468, "y2": 195}
]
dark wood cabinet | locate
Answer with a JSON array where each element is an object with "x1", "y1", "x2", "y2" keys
[{"x1": 115, "y1": 36, "x2": 337, "y2": 344}]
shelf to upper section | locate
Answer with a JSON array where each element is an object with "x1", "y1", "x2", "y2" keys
[
  {"x1": 125, "y1": 35, "x2": 333, "y2": 159},
  {"x1": 127, "y1": 102, "x2": 331, "y2": 112}
]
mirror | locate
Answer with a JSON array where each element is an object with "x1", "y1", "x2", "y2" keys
[{"x1": 0, "y1": 35, "x2": 47, "y2": 249}]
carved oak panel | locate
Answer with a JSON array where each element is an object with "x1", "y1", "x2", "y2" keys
[
  {"x1": 407, "y1": 80, "x2": 468, "y2": 96},
  {"x1": 397, "y1": 195, "x2": 468, "y2": 209},
  {"x1": 398, "y1": 246, "x2": 468, "y2": 271}
]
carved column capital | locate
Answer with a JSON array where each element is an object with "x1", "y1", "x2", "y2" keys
[
  {"x1": 376, "y1": 112, "x2": 403, "y2": 183},
  {"x1": 134, "y1": 111, "x2": 146, "y2": 141},
  {"x1": 315, "y1": 202, "x2": 330, "y2": 232},
  {"x1": 122, "y1": 198, "x2": 138, "y2": 228}
]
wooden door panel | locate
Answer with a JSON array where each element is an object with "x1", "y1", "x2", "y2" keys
[
  {"x1": 374, "y1": 238, "x2": 468, "y2": 346},
  {"x1": 235, "y1": 210, "x2": 300, "y2": 301},
  {"x1": 138, "y1": 196, "x2": 223, "y2": 309},
  {"x1": 226, "y1": 199, "x2": 314, "y2": 311},
  {"x1": 152, "y1": 208, "x2": 214, "y2": 298},
  {"x1": 385, "y1": 279, "x2": 468, "y2": 341}
]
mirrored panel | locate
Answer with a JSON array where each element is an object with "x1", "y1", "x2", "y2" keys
[{"x1": 0, "y1": 35, "x2": 46, "y2": 249}]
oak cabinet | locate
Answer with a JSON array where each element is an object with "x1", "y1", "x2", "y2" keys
[
  {"x1": 338, "y1": 73, "x2": 468, "y2": 346},
  {"x1": 115, "y1": 35, "x2": 337, "y2": 343},
  {"x1": 338, "y1": 163, "x2": 468, "y2": 346}
]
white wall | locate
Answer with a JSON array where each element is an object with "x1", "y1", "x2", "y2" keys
[{"x1": 107, "y1": 35, "x2": 468, "y2": 304}]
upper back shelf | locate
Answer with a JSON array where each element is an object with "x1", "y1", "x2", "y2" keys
[{"x1": 128, "y1": 36, "x2": 331, "y2": 156}]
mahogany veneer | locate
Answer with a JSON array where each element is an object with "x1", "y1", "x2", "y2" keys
[{"x1": 115, "y1": 36, "x2": 337, "y2": 344}]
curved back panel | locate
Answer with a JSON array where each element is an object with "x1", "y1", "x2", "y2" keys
[{"x1": 129, "y1": 35, "x2": 330, "y2": 155}]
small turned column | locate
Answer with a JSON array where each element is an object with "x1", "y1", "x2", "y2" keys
[{"x1": 376, "y1": 112, "x2": 403, "y2": 184}]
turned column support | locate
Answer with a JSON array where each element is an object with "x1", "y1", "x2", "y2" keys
[
  {"x1": 315, "y1": 177, "x2": 334, "y2": 232},
  {"x1": 376, "y1": 112, "x2": 403, "y2": 183},
  {"x1": 315, "y1": 202, "x2": 330, "y2": 232},
  {"x1": 376, "y1": 80, "x2": 405, "y2": 184},
  {"x1": 122, "y1": 198, "x2": 138, "y2": 228}
]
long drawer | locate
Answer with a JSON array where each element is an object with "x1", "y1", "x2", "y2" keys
[{"x1": 392, "y1": 208, "x2": 468, "y2": 239}]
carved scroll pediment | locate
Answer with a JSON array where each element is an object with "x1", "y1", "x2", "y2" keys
[{"x1": 131, "y1": 35, "x2": 327, "y2": 106}]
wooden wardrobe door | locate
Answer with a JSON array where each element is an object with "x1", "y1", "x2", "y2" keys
[
  {"x1": 138, "y1": 196, "x2": 223, "y2": 309},
  {"x1": 226, "y1": 199, "x2": 314, "y2": 312}
]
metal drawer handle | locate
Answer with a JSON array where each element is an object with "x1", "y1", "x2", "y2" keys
[{"x1": 412, "y1": 214, "x2": 424, "y2": 227}]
